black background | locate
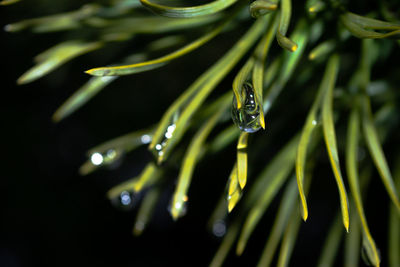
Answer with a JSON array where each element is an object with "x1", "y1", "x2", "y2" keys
[{"x1": 1, "y1": 1, "x2": 397, "y2": 267}]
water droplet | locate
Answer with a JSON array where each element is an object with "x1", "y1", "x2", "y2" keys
[
  {"x1": 141, "y1": 134, "x2": 151, "y2": 144},
  {"x1": 312, "y1": 120, "x2": 317, "y2": 126},
  {"x1": 90, "y1": 152, "x2": 104, "y2": 165},
  {"x1": 111, "y1": 191, "x2": 135, "y2": 211},
  {"x1": 231, "y1": 83, "x2": 262, "y2": 133},
  {"x1": 168, "y1": 195, "x2": 188, "y2": 219},
  {"x1": 212, "y1": 220, "x2": 227, "y2": 238}
]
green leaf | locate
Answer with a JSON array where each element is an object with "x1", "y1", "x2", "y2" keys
[
  {"x1": 52, "y1": 76, "x2": 117, "y2": 122},
  {"x1": 389, "y1": 158, "x2": 400, "y2": 267},
  {"x1": 340, "y1": 14, "x2": 400, "y2": 39},
  {"x1": 150, "y1": 15, "x2": 271, "y2": 163},
  {"x1": 344, "y1": 12, "x2": 400, "y2": 31},
  {"x1": 133, "y1": 186, "x2": 161, "y2": 236},
  {"x1": 321, "y1": 54, "x2": 350, "y2": 232},
  {"x1": 236, "y1": 134, "x2": 299, "y2": 255},
  {"x1": 308, "y1": 39, "x2": 335, "y2": 60},
  {"x1": 79, "y1": 128, "x2": 153, "y2": 175},
  {"x1": 170, "y1": 107, "x2": 225, "y2": 220},
  {"x1": 4, "y1": 4, "x2": 100, "y2": 32},
  {"x1": 276, "y1": 206, "x2": 302, "y2": 267},
  {"x1": 346, "y1": 106, "x2": 380, "y2": 267},
  {"x1": 17, "y1": 40, "x2": 103, "y2": 85},
  {"x1": 316, "y1": 213, "x2": 344, "y2": 267},
  {"x1": 256, "y1": 176, "x2": 299, "y2": 267},
  {"x1": 249, "y1": 0, "x2": 278, "y2": 18},
  {"x1": 276, "y1": 0, "x2": 298, "y2": 52},
  {"x1": 361, "y1": 95, "x2": 400, "y2": 212},
  {"x1": 209, "y1": 221, "x2": 240, "y2": 267},
  {"x1": 0, "y1": 0, "x2": 20, "y2": 5},
  {"x1": 139, "y1": 0, "x2": 239, "y2": 18},
  {"x1": 264, "y1": 18, "x2": 308, "y2": 113},
  {"x1": 237, "y1": 132, "x2": 249, "y2": 189},
  {"x1": 106, "y1": 162, "x2": 161, "y2": 200},
  {"x1": 86, "y1": 12, "x2": 235, "y2": 76},
  {"x1": 344, "y1": 204, "x2": 361, "y2": 267}
]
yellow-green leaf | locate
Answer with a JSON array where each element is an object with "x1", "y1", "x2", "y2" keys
[
  {"x1": 236, "y1": 134, "x2": 299, "y2": 255},
  {"x1": 139, "y1": 0, "x2": 238, "y2": 18},
  {"x1": 361, "y1": 95, "x2": 400, "y2": 212},
  {"x1": 170, "y1": 108, "x2": 225, "y2": 220},
  {"x1": 237, "y1": 132, "x2": 249, "y2": 189},
  {"x1": 276, "y1": 0, "x2": 297, "y2": 52},
  {"x1": 133, "y1": 186, "x2": 161, "y2": 236},
  {"x1": 86, "y1": 13, "x2": 235, "y2": 76},
  {"x1": 321, "y1": 54, "x2": 350, "y2": 232},
  {"x1": 17, "y1": 40, "x2": 103, "y2": 85},
  {"x1": 346, "y1": 106, "x2": 380, "y2": 267},
  {"x1": 249, "y1": 0, "x2": 277, "y2": 18}
]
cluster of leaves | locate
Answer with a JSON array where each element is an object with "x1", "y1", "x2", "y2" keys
[{"x1": 6, "y1": 0, "x2": 400, "y2": 266}]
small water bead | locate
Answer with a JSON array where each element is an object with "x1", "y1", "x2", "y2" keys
[
  {"x1": 231, "y1": 83, "x2": 262, "y2": 133},
  {"x1": 111, "y1": 191, "x2": 135, "y2": 211},
  {"x1": 212, "y1": 220, "x2": 227, "y2": 238}
]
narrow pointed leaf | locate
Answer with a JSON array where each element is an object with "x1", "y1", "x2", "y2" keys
[
  {"x1": 209, "y1": 222, "x2": 240, "y2": 267},
  {"x1": 256, "y1": 176, "x2": 299, "y2": 267},
  {"x1": 276, "y1": 208, "x2": 302, "y2": 267},
  {"x1": 321, "y1": 54, "x2": 350, "y2": 231},
  {"x1": 389, "y1": 159, "x2": 400, "y2": 267},
  {"x1": 171, "y1": 108, "x2": 225, "y2": 219},
  {"x1": 344, "y1": 12, "x2": 400, "y2": 30},
  {"x1": 252, "y1": 16, "x2": 278, "y2": 129},
  {"x1": 346, "y1": 107, "x2": 380, "y2": 267},
  {"x1": 86, "y1": 13, "x2": 235, "y2": 76},
  {"x1": 236, "y1": 134, "x2": 299, "y2": 255},
  {"x1": 344, "y1": 205, "x2": 361, "y2": 267},
  {"x1": 316, "y1": 214, "x2": 344, "y2": 267},
  {"x1": 340, "y1": 15, "x2": 400, "y2": 39},
  {"x1": 133, "y1": 186, "x2": 161, "y2": 236},
  {"x1": 139, "y1": 0, "x2": 238, "y2": 18},
  {"x1": 237, "y1": 132, "x2": 249, "y2": 189},
  {"x1": 249, "y1": 0, "x2": 277, "y2": 18},
  {"x1": 361, "y1": 96, "x2": 400, "y2": 212},
  {"x1": 53, "y1": 76, "x2": 117, "y2": 122},
  {"x1": 106, "y1": 162, "x2": 161, "y2": 200},
  {"x1": 17, "y1": 40, "x2": 103, "y2": 85},
  {"x1": 276, "y1": 0, "x2": 298, "y2": 52},
  {"x1": 308, "y1": 39, "x2": 335, "y2": 60},
  {"x1": 0, "y1": 0, "x2": 20, "y2": 5}
]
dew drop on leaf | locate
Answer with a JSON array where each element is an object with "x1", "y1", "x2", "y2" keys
[
  {"x1": 111, "y1": 190, "x2": 135, "y2": 211},
  {"x1": 231, "y1": 82, "x2": 262, "y2": 133}
]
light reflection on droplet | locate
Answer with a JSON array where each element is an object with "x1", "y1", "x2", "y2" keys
[
  {"x1": 106, "y1": 149, "x2": 117, "y2": 159},
  {"x1": 141, "y1": 134, "x2": 151, "y2": 144},
  {"x1": 120, "y1": 191, "x2": 132, "y2": 206},
  {"x1": 212, "y1": 220, "x2": 227, "y2": 237},
  {"x1": 155, "y1": 144, "x2": 162, "y2": 151},
  {"x1": 312, "y1": 120, "x2": 317, "y2": 126},
  {"x1": 90, "y1": 152, "x2": 104, "y2": 165}
]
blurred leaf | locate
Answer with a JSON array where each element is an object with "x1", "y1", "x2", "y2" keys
[
  {"x1": 209, "y1": 221, "x2": 240, "y2": 267},
  {"x1": 256, "y1": 176, "x2": 299, "y2": 266},
  {"x1": 139, "y1": 0, "x2": 238, "y2": 18},
  {"x1": 0, "y1": 0, "x2": 20, "y2": 5},
  {"x1": 106, "y1": 162, "x2": 162, "y2": 200},
  {"x1": 346, "y1": 106, "x2": 380, "y2": 267},
  {"x1": 276, "y1": 206, "x2": 302, "y2": 267},
  {"x1": 52, "y1": 76, "x2": 117, "y2": 122},
  {"x1": 249, "y1": 0, "x2": 277, "y2": 18},
  {"x1": 264, "y1": 18, "x2": 308, "y2": 113},
  {"x1": 17, "y1": 40, "x2": 103, "y2": 85},
  {"x1": 316, "y1": 213, "x2": 344, "y2": 267},
  {"x1": 344, "y1": 204, "x2": 361, "y2": 267},
  {"x1": 340, "y1": 13, "x2": 400, "y2": 39},
  {"x1": 389, "y1": 157, "x2": 400, "y2": 267},
  {"x1": 5, "y1": 4, "x2": 100, "y2": 32},
  {"x1": 308, "y1": 39, "x2": 335, "y2": 60},
  {"x1": 133, "y1": 186, "x2": 161, "y2": 236},
  {"x1": 321, "y1": 54, "x2": 350, "y2": 231},
  {"x1": 361, "y1": 95, "x2": 400, "y2": 212}
]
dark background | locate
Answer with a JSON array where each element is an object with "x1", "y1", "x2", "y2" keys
[{"x1": 1, "y1": 1, "x2": 396, "y2": 267}]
